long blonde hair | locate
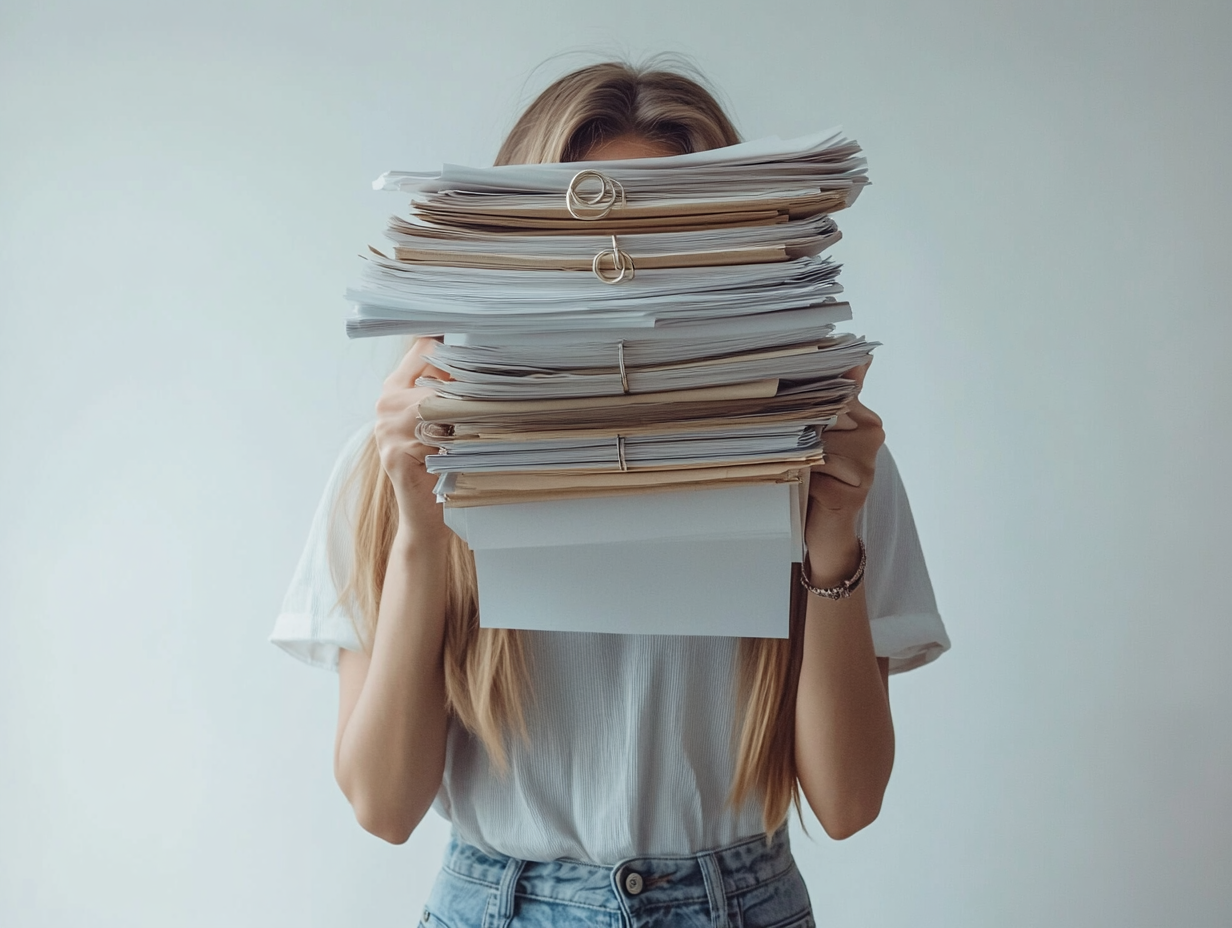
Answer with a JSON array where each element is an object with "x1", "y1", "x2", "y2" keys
[{"x1": 337, "y1": 61, "x2": 804, "y2": 834}]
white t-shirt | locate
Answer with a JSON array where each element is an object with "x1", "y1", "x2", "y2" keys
[{"x1": 270, "y1": 426, "x2": 950, "y2": 864}]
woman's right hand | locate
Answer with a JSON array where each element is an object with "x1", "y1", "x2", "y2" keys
[
  {"x1": 339, "y1": 335, "x2": 455, "y2": 843},
  {"x1": 373, "y1": 337, "x2": 452, "y2": 540}
]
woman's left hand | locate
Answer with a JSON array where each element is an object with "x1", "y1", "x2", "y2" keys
[{"x1": 804, "y1": 362, "x2": 884, "y2": 584}]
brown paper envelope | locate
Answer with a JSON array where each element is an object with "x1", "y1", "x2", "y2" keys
[
  {"x1": 389, "y1": 245, "x2": 790, "y2": 271},
  {"x1": 417, "y1": 379, "x2": 780, "y2": 421},
  {"x1": 441, "y1": 467, "x2": 813, "y2": 508}
]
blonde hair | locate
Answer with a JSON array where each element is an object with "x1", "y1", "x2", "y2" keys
[{"x1": 337, "y1": 61, "x2": 803, "y2": 834}]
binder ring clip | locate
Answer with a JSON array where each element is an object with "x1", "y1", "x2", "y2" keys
[
  {"x1": 616, "y1": 340, "x2": 630, "y2": 394},
  {"x1": 593, "y1": 235, "x2": 635, "y2": 284},
  {"x1": 616, "y1": 435, "x2": 628, "y2": 471},
  {"x1": 567, "y1": 170, "x2": 625, "y2": 220}
]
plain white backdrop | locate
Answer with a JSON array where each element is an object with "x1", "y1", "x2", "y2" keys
[{"x1": 1, "y1": 1, "x2": 1229, "y2": 925}]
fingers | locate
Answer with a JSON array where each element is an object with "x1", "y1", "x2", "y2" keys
[
  {"x1": 820, "y1": 405, "x2": 884, "y2": 455},
  {"x1": 374, "y1": 381, "x2": 435, "y2": 420},
  {"x1": 384, "y1": 339, "x2": 433, "y2": 388},
  {"x1": 374, "y1": 340, "x2": 458, "y2": 523},
  {"x1": 810, "y1": 427, "x2": 881, "y2": 489},
  {"x1": 823, "y1": 393, "x2": 883, "y2": 433},
  {"x1": 376, "y1": 345, "x2": 442, "y2": 473},
  {"x1": 378, "y1": 334, "x2": 454, "y2": 445},
  {"x1": 808, "y1": 438, "x2": 877, "y2": 485},
  {"x1": 811, "y1": 453, "x2": 866, "y2": 489},
  {"x1": 843, "y1": 359, "x2": 873, "y2": 391},
  {"x1": 823, "y1": 359, "x2": 875, "y2": 430},
  {"x1": 810, "y1": 398, "x2": 885, "y2": 493},
  {"x1": 374, "y1": 402, "x2": 434, "y2": 467},
  {"x1": 385, "y1": 336, "x2": 450, "y2": 388},
  {"x1": 827, "y1": 409, "x2": 857, "y2": 431}
]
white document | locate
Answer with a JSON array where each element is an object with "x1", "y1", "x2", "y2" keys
[
  {"x1": 345, "y1": 255, "x2": 844, "y2": 337},
  {"x1": 375, "y1": 126, "x2": 865, "y2": 200},
  {"x1": 425, "y1": 422, "x2": 822, "y2": 473},
  {"x1": 423, "y1": 334, "x2": 873, "y2": 400},
  {"x1": 443, "y1": 482, "x2": 805, "y2": 637},
  {"x1": 439, "y1": 302, "x2": 852, "y2": 349},
  {"x1": 384, "y1": 213, "x2": 841, "y2": 263}
]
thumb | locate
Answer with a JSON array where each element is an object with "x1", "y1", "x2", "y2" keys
[
  {"x1": 844, "y1": 358, "x2": 873, "y2": 391},
  {"x1": 418, "y1": 337, "x2": 455, "y2": 383}
]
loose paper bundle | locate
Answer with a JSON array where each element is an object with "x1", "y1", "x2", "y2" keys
[{"x1": 347, "y1": 127, "x2": 874, "y2": 634}]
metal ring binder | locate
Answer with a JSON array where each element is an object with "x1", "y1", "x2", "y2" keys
[
  {"x1": 616, "y1": 340, "x2": 630, "y2": 394},
  {"x1": 592, "y1": 235, "x2": 635, "y2": 284},
  {"x1": 616, "y1": 435, "x2": 628, "y2": 471},
  {"x1": 566, "y1": 170, "x2": 626, "y2": 220}
]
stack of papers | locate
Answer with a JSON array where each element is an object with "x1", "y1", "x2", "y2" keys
[{"x1": 347, "y1": 127, "x2": 876, "y2": 635}]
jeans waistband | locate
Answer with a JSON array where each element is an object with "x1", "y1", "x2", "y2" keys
[{"x1": 441, "y1": 827, "x2": 793, "y2": 920}]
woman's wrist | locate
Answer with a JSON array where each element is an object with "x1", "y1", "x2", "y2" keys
[
  {"x1": 392, "y1": 520, "x2": 453, "y2": 561},
  {"x1": 804, "y1": 517, "x2": 862, "y2": 588}
]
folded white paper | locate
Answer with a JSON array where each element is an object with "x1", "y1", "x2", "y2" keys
[{"x1": 443, "y1": 482, "x2": 805, "y2": 636}]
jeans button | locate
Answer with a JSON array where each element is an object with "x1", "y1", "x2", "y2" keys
[{"x1": 624, "y1": 870, "x2": 644, "y2": 895}]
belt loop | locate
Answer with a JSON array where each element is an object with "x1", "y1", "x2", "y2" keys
[
  {"x1": 483, "y1": 855, "x2": 526, "y2": 928},
  {"x1": 698, "y1": 851, "x2": 731, "y2": 928}
]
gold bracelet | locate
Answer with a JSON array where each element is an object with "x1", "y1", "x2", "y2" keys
[{"x1": 799, "y1": 539, "x2": 867, "y2": 600}]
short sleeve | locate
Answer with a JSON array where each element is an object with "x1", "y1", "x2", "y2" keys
[
  {"x1": 268, "y1": 425, "x2": 372, "y2": 671},
  {"x1": 858, "y1": 445, "x2": 951, "y2": 674}
]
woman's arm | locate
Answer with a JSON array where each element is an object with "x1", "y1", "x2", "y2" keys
[
  {"x1": 335, "y1": 536, "x2": 449, "y2": 844},
  {"x1": 794, "y1": 539, "x2": 894, "y2": 839},
  {"x1": 793, "y1": 363, "x2": 896, "y2": 839},
  {"x1": 333, "y1": 340, "x2": 455, "y2": 844}
]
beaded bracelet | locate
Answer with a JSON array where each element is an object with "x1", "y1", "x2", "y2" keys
[{"x1": 799, "y1": 539, "x2": 867, "y2": 600}]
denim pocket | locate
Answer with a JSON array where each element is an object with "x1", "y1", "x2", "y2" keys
[
  {"x1": 420, "y1": 907, "x2": 454, "y2": 928},
  {"x1": 734, "y1": 864, "x2": 814, "y2": 928},
  {"x1": 423, "y1": 867, "x2": 493, "y2": 928},
  {"x1": 761, "y1": 918, "x2": 814, "y2": 928}
]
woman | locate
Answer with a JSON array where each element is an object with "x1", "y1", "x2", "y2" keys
[{"x1": 272, "y1": 61, "x2": 949, "y2": 928}]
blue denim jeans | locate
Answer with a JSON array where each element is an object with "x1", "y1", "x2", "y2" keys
[{"x1": 421, "y1": 827, "x2": 814, "y2": 928}]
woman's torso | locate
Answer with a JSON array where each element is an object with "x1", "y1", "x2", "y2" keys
[
  {"x1": 270, "y1": 432, "x2": 948, "y2": 865},
  {"x1": 435, "y1": 630, "x2": 766, "y2": 865}
]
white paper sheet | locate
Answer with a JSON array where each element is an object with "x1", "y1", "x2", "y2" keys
[{"x1": 444, "y1": 482, "x2": 804, "y2": 636}]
